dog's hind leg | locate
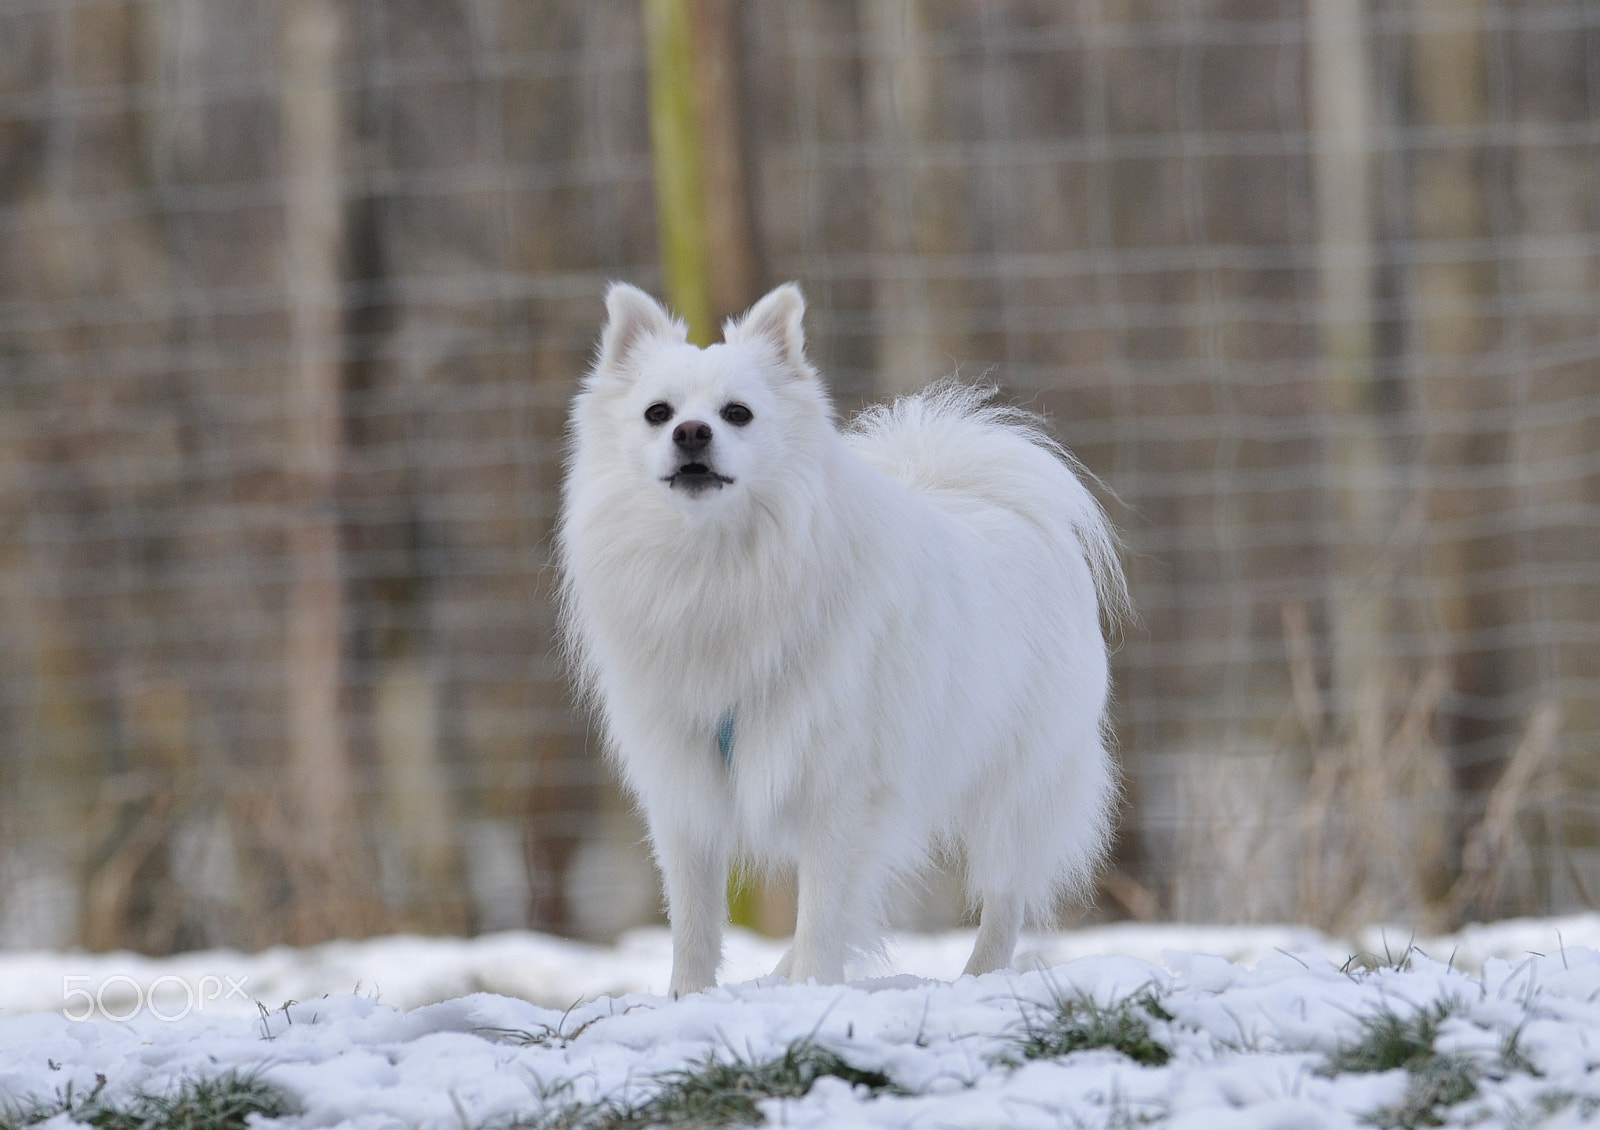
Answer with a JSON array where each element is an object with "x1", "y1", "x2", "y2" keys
[{"x1": 963, "y1": 894, "x2": 1022, "y2": 976}]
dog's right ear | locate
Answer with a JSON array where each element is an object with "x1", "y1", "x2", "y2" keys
[{"x1": 597, "y1": 283, "x2": 683, "y2": 373}]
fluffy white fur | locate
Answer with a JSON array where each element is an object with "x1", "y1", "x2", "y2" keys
[{"x1": 558, "y1": 282, "x2": 1128, "y2": 995}]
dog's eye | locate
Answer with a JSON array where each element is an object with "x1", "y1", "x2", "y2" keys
[
  {"x1": 721, "y1": 403, "x2": 753, "y2": 426},
  {"x1": 644, "y1": 402, "x2": 673, "y2": 425}
]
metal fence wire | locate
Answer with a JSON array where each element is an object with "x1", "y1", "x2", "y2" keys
[{"x1": 0, "y1": 0, "x2": 1596, "y2": 951}]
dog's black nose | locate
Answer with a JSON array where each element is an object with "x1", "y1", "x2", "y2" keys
[{"x1": 673, "y1": 419, "x2": 712, "y2": 453}]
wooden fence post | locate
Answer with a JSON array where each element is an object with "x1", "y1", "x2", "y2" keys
[{"x1": 641, "y1": 0, "x2": 778, "y2": 933}]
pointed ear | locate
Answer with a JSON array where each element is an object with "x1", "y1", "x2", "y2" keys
[
  {"x1": 725, "y1": 283, "x2": 808, "y2": 374},
  {"x1": 597, "y1": 283, "x2": 682, "y2": 373}
]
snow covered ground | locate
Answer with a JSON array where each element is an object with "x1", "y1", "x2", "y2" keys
[{"x1": 2, "y1": 917, "x2": 1599, "y2": 1128}]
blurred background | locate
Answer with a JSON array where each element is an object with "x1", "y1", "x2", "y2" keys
[{"x1": 0, "y1": 0, "x2": 1595, "y2": 955}]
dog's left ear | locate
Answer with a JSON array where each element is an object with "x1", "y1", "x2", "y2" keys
[{"x1": 725, "y1": 283, "x2": 810, "y2": 378}]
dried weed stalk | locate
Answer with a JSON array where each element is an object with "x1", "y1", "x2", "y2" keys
[{"x1": 1171, "y1": 603, "x2": 1560, "y2": 934}]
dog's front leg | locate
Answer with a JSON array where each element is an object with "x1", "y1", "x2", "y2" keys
[
  {"x1": 778, "y1": 856, "x2": 849, "y2": 984},
  {"x1": 778, "y1": 802, "x2": 881, "y2": 985},
  {"x1": 654, "y1": 821, "x2": 728, "y2": 996}
]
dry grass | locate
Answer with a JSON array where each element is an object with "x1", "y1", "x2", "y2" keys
[
  {"x1": 0, "y1": 1072, "x2": 290, "y2": 1130},
  {"x1": 513, "y1": 1039, "x2": 898, "y2": 1130},
  {"x1": 999, "y1": 987, "x2": 1174, "y2": 1068},
  {"x1": 1169, "y1": 602, "x2": 1561, "y2": 934},
  {"x1": 1445, "y1": 702, "x2": 1562, "y2": 923}
]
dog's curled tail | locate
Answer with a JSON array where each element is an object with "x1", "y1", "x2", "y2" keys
[{"x1": 849, "y1": 381, "x2": 1132, "y2": 635}]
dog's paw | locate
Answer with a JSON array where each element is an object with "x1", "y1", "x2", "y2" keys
[
  {"x1": 668, "y1": 973, "x2": 716, "y2": 998},
  {"x1": 770, "y1": 946, "x2": 844, "y2": 985},
  {"x1": 771, "y1": 947, "x2": 795, "y2": 982}
]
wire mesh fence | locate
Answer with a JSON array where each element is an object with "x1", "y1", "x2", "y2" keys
[{"x1": 0, "y1": 0, "x2": 1595, "y2": 952}]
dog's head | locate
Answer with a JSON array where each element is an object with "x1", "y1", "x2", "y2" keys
[{"x1": 573, "y1": 282, "x2": 832, "y2": 517}]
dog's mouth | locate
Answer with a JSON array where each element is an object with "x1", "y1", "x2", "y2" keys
[{"x1": 664, "y1": 463, "x2": 734, "y2": 493}]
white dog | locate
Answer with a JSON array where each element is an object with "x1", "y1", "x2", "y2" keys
[{"x1": 557, "y1": 282, "x2": 1127, "y2": 994}]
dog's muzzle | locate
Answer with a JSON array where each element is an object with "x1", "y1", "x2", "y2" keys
[
  {"x1": 665, "y1": 463, "x2": 734, "y2": 492},
  {"x1": 665, "y1": 419, "x2": 732, "y2": 492}
]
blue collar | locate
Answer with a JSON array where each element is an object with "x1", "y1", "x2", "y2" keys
[{"x1": 716, "y1": 707, "x2": 736, "y2": 767}]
